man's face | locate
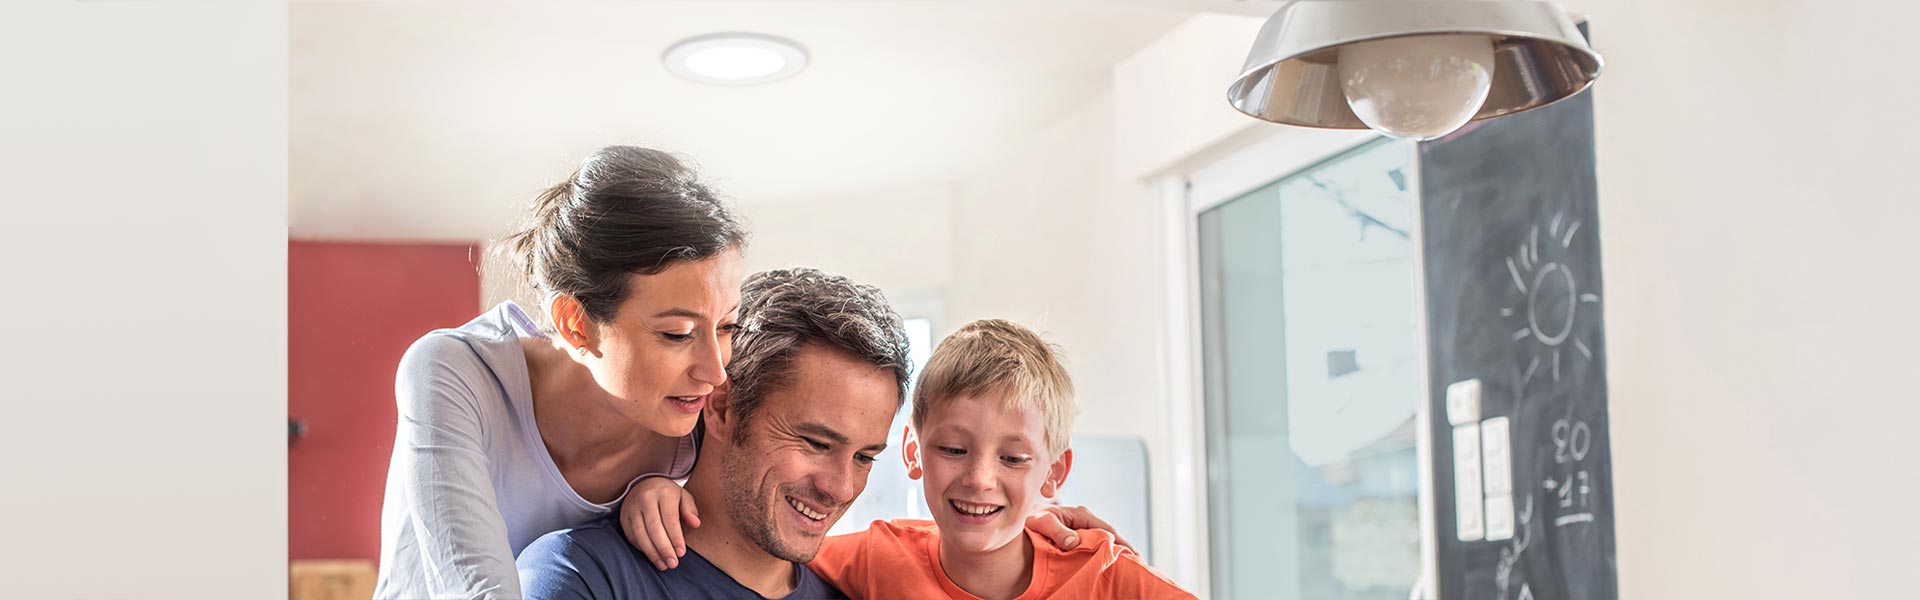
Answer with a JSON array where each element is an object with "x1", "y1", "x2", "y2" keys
[{"x1": 716, "y1": 344, "x2": 897, "y2": 562}]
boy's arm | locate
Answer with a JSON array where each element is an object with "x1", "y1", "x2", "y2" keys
[{"x1": 619, "y1": 475, "x2": 700, "y2": 570}]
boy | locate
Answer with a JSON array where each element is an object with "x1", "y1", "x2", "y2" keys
[{"x1": 628, "y1": 319, "x2": 1193, "y2": 599}]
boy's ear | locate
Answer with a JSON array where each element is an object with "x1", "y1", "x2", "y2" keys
[
  {"x1": 1041, "y1": 448, "x2": 1073, "y2": 499},
  {"x1": 548, "y1": 294, "x2": 598, "y2": 352},
  {"x1": 902, "y1": 424, "x2": 923, "y2": 480}
]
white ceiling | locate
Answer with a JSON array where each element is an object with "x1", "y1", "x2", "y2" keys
[{"x1": 290, "y1": 1, "x2": 1263, "y2": 242}]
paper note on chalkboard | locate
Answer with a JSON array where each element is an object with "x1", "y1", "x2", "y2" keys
[{"x1": 1453, "y1": 423, "x2": 1484, "y2": 541}]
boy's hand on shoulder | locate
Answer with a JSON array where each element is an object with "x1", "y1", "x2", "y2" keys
[
  {"x1": 1025, "y1": 504, "x2": 1135, "y2": 554},
  {"x1": 619, "y1": 475, "x2": 701, "y2": 571}
]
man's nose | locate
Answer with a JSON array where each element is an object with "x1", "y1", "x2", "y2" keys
[{"x1": 816, "y1": 458, "x2": 866, "y2": 506}]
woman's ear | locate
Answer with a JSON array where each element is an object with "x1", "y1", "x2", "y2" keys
[
  {"x1": 902, "y1": 424, "x2": 923, "y2": 480},
  {"x1": 1041, "y1": 448, "x2": 1073, "y2": 499},
  {"x1": 548, "y1": 294, "x2": 597, "y2": 354}
]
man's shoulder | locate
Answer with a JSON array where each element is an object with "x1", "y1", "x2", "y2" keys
[
  {"x1": 521, "y1": 520, "x2": 843, "y2": 600},
  {"x1": 518, "y1": 519, "x2": 669, "y2": 600},
  {"x1": 527, "y1": 518, "x2": 627, "y2": 552}
]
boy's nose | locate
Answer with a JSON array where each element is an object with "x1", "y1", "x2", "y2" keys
[{"x1": 960, "y1": 458, "x2": 996, "y2": 492}]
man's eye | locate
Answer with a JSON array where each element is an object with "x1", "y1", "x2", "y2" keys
[
  {"x1": 855, "y1": 454, "x2": 876, "y2": 466},
  {"x1": 805, "y1": 438, "x2": 829, "y2": 451}
]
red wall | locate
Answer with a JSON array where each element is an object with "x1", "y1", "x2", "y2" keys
[{"x1": 289, "y1": 241, "x2": 481, "y2": 562}]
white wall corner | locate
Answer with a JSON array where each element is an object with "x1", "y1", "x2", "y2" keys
[{"x1": 1113, "y1": 12, "x2": 1271, "y2": 183}]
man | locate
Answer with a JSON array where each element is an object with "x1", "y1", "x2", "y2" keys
[{"x1": 517, "y1": 267, "x2": 906, "y2": 599}]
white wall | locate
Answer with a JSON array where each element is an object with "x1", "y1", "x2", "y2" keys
[
  {"x1": 481, "y1": 186, "x2": 954, "y2": 321},
  {"x1": 1, "y1": 4, "x2": 290, "y2": 598},
  {"x1": 736, "y1": 187, "x2": 954, "y2": 302},
  {"x1": 1112, "y1": 13, "x2": 1270, "y2": 181},
  {"x1": 1574, "y1": 0, "x2": 1920, "y2": 597}
]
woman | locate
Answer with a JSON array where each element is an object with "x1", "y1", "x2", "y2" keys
[{"x1": 373, "y1": 146, "x2": 748, "y2": 599}]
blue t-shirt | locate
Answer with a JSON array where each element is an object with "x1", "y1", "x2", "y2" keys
[{"x1": 517, "y1": 518, "x2": 847, "y2": 600}]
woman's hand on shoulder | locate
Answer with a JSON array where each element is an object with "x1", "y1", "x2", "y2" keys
[{"x1": 620, "y1": 475, "x2": 700, "y2": 570}]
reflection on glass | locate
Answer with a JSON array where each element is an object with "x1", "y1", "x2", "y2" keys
[{"x1": 1198, "y1": 138, "x2": 1422, "y2": 600}]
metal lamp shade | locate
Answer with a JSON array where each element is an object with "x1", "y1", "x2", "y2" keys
[{"x1": 1228, "y1": 0, "x2": 1603, "y2": 130}]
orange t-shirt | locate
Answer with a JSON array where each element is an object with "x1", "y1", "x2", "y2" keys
[{"x1": 808, "y1": 519, "x2": 1194, "y2": 600}]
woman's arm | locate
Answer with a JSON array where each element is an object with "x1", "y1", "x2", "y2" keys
[{"x1": 380, "y1": 335, "x2": 521, "y2": 599}]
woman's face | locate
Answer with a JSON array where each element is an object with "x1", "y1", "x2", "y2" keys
[{"x1": 582, "y1": 249, "x2": 744, "y2": 438}]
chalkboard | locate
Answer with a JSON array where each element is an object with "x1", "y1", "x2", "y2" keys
[{"x1": 1418, "y1": 87, "x2": 1616, "y2": 600}]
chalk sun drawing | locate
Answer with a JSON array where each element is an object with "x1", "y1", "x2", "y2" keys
[{"x1": 1504, "y1": 211, "x2": 1599, "y2": 388}]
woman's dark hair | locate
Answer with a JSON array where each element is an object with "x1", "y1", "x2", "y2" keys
[{"x1": 502, "y1": 146, "x2": 748, "y2": 323}]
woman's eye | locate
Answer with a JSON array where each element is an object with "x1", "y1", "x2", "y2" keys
[
  {"x1": 662, "y1": 332, "x2": 693, "y2": 342},
  {"x1": 719, "y1": 323, "x2": 742, "y2": 335}
]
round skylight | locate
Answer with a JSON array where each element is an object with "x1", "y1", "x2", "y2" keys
[{"x1": 663, "y1": 32, "x2": 809, "y2": 86}]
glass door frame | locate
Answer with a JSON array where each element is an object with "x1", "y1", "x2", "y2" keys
[{"x1": 1154, "y1": 127, "x2": 1440, "y2": 600}]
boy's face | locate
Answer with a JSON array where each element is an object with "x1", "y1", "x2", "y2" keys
[{"x1": 907, "y1": 392, "x2": 1070, "y2": 555}]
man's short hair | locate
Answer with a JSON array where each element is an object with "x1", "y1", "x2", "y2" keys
[
  {"x1": 722, "y1": 268, "x2": 912, "y2": 442},
  {"x1": 910, "y1": 319, "x2": 1077, "y2": 458}
]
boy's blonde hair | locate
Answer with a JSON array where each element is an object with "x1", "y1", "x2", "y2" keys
[{"x1": 911, "y1": 319, "x2": 1077, "y2": 459}]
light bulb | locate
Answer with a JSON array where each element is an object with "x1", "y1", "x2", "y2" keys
[{"x1": 1337, "y1": 34, "x2": 1496, "y2": 141}]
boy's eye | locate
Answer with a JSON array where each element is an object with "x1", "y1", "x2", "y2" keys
[{"x1": 936, "y1": 446, "x2": 965, "y2": 456}]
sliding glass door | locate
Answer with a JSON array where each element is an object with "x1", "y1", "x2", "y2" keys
[{"x1": 1197, "y1": 138, "x2": 1424, "y2": 600}]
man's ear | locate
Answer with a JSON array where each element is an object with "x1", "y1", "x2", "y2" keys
[
  {"x1": 902, "y1": 424, "x2": 923, "y2": 480},
  {"x1": 548, "y1": 294, "x2": 597, "y2": 353},
  {"x1": 1041, "y1": 448, "x2": 1073, "y2": 499},
  {"x1": 702, "y1": 382, "x2": 734, "y2": 442}
]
